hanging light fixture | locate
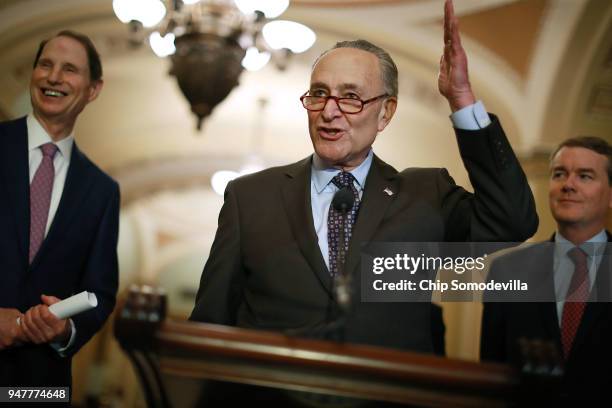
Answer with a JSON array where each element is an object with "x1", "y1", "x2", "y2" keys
[{"x1": 113, "y1": 0, "x2": 316, "y2": 130}]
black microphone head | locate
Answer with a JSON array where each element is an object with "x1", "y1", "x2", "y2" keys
[{"x1": 332, "y1": 187, "x2": 354, "y2": 213}]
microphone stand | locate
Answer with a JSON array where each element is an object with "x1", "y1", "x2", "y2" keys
[
  {"x1": 284, "y1": 187, "x2": 355, "y2": 341},
  {"x1": 330, "y1": 187, "x2": 354, "y2": 342}
]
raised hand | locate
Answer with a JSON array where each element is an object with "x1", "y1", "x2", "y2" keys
[{"x1": 438, "y1": 0, "x2": 476, "y2": 112}]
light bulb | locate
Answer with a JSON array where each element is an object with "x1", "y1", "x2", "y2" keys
[
  {"x1": 149, "y1": 32, "x2": 176, "y2": 57},
  {"x1": 211, "y1": 171, "x2": 240, "y2": 196},
  {"x1": 242, "y1": 47, "x2": 271, "y2": 71},
  {"x1": 262, "y1": 20, "x2": 316, "y2": 53}
]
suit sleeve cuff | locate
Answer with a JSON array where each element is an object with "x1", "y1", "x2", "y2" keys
[
  {"x1": 50, "y1": 318, "x2": 76, "y2": 357},
  {"x1": 450, "y1": 100, "x2": 492, "y2": 130}
]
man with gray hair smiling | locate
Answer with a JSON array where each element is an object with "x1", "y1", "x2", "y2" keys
[{"x1": 0, "y1": 30, "x2": 119, "y2": 392}]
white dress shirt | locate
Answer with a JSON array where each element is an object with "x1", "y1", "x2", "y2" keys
[
  {"x1": 26, "y1": 114, "x2": 76, "y2": 354},
  {"x1": 27, "y1": 114, "x2": 73, "y2": 236}
]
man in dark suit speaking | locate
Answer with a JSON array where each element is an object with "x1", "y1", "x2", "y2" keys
[
  {"x1": 191, "y1": 0, "x2": 538, "y2": 353},
  {"x1": 481, "y1": 136, "x2": 612, "y2": 405},
  {"x1": 0, "y1": 31, "x2": 120, "y2": 388}
]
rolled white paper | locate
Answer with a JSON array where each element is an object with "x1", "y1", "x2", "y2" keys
[{"x1": 48, "y1": 291, "x2": 98, "y2": 319}]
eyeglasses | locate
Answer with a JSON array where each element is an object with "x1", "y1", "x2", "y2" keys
[{"x1": 300, "y1": 92, "x2": 388, "y2": 114}]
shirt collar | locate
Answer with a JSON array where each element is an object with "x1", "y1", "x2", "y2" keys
[
  {"x1": 554, "y1": 229, "x2": 607, "y2": 257},
  {"x1": 27, "y1": 114, "x2": 74, "y2": 160},
  {"x1": 311, "y1": 149, "x2": 373, "y2": 194}
]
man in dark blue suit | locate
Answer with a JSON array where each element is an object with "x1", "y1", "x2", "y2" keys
[
  {"x1": 481, "y1": 136, "x2": 612, "y2": 405},
  {"x1": 0, "y1": 30, "x2": 119, "y2": 388}
]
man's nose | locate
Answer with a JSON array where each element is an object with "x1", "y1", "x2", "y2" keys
[
  {"x1": 321, "y1": 97, "x2": 342, "y2": 120},
  {"x1": 46, "y1": 67, "x2": 63, "y2": 84},
  {"x1": 561, "y1": 175, "x2": 577, "y2": 192}
]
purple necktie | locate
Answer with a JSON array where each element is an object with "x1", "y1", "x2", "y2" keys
[
  {"x1": 327, "y1": 172, "x2": 361, "y2": 276},
  {"x1": 29, "y1": 142, "x2": 58, "y2": 264}
]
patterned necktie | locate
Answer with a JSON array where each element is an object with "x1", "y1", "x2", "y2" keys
[
  {"x1": 561, "y1": 247, "x2": 590, "y2": 359},
  {"x1": 29, "y1": 142, "x2": 58, "y2": 264},
  {"x1": 327, "y1": 172, "x2": 361, "y2": 276}
]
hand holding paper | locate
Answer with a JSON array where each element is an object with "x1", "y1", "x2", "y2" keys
[
  {"x1": 48, "y1": 291, "x2": 98, "y2": 319},
  {"x1": 18, "y1": 292, "x2": 97, "y2": 344}
]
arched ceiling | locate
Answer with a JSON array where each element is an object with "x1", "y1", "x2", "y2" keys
[{"x1": 0, "y1": 0, "x2": 610, "y2": 189}]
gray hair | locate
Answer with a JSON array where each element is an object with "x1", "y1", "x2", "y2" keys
[{"x1": 313, "y1": 39, "x2": 398, "y2": 97}]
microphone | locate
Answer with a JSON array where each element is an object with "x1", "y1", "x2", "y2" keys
[
  {"x1": 332, "y1": 187, "x2": 354, "y2": 213},
  {"x1": 331, "y1": 187, "x2": 354, "y2": 313}
]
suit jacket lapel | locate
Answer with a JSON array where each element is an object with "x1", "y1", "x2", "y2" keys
[
  {"x1": 344, "y1": 155, "x2": 398, "y2": 277},
  {"x1": 281, "y1": 156, "x2": 333, "y2": 296},
  {"x1": 534, "y1": 238, "x2": 563, "y2": 351},
  {"x1": 569, "y1": 233, "x2": 612, "y2": 359},
  {"x1": 30, "y1": 143, "x2": 94, "y2": 269},
  {"x1": 0, "y1": 118, "x2": 30, "y2": 263},
  {"x1": 537, "y1": 301, "x2": 562, "y2": 352},
  {"x1": 570, "y1": 303, "x2": 606, "y2": 362}
]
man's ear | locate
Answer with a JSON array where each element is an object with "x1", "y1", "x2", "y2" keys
[
  {"x1": 377, "y1": 97, "x2": 397, "y2": 132},
  {"x1": 87, "y1": 79, "x2": 104, "y2": 103}
]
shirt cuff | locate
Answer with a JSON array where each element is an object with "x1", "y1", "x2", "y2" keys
[
  {"x1": 450, "y1": 100, "x2": 491, "y2": 130},
  {"x1": 50, "y1": 318, "x2": 76, "y2": 357}
]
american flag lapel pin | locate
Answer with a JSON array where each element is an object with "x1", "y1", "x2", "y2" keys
[{"x1": 383, "y1": 187, "x2": 394, "y2": 196}]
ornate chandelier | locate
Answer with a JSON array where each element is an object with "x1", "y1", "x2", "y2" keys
[{"x1": 113, "y1": 0, "x2": 315, "y2": 130}]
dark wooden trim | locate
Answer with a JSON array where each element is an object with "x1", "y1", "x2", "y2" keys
[{"x1": 114, "y1": 287, "x2": 532, "y2": 407}]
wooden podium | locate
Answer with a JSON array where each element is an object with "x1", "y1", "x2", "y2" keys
[{"x1": 114, "y1": 287, "x2": 552, "y2": 408}]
